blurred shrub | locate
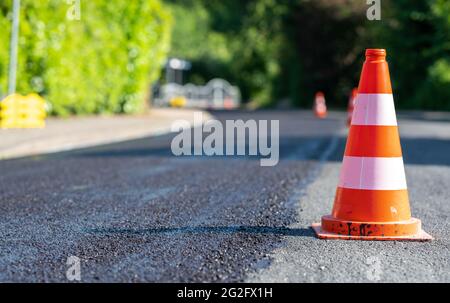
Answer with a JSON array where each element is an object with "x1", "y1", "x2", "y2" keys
[
  {"x1": 165, "y1": 0, "x2": 450, "y2": 110},
  {"x1": 377, "y1": 0, "x2": 450, "y2": 110},
  {"x1": 0, "y1": 0, "x2": 172, "y2": 116},
  {"x1": 165, "y1": 0, "x2": 286, "y2": 107},
  {"x1": 415, "y1": 0, "x2": 450, "y2": 110},
  {"x1": 415, "y1": 58, "x2": 450, "y2": 110},
  {"x1": 278, "y1": 0, "x2": 369, "y2": 108}
]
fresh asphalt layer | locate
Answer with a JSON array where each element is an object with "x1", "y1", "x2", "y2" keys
[{"x1": 0, "y1": 110, "x2": 448, "y2": 282}]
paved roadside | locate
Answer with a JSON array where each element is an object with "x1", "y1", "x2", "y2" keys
[
  {"x1": 0, "y1": 108, "x2": 211, "y2": 160},
  {"x1": 0, "y1": 110, "x2": 343, "y2": 282},
  {"x1": 247, "y1": 114, "x2": 450, "y2": 283},
  {"x1": 0, "y1": 110, "x2": 448, "y2": 282}
]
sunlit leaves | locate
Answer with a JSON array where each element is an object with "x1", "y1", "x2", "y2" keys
[{"x1": 0, "y1": 0, "x2": 172, "y2": 115}]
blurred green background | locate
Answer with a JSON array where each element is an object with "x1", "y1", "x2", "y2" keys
[
  {"x1": 0, "y1": 0, "x2": 449, "y2": 115},
  {"x1": 0, "y1": 0, "x2": 172, "y2": 116}
]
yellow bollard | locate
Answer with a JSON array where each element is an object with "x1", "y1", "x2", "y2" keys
[{"x1": 0, "y1": 93, "x2": 47, "y2": 129}]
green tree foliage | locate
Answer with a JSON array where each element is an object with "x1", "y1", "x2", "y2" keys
[
  {"x1": 165, "y1": 0, "x2": 450, "y2": 110},
  {"x1": 227, "y1": 0, "x2": 287, "y2": 107},
  {"x1": 277, "y1": 0, "x2": 370, "y2": 108},
  {"x1": 165, "y1": 0, "x2": 286, "y2": 106},
  {"x1": 1, "y1": 0, "x2": 447, "y2": 113},
  {"x1": 378, "y1": 0, "x2": 450, "y2": 110},
  {"x1": 0, "y1": 0, "x2": 172, "y2": 116}
]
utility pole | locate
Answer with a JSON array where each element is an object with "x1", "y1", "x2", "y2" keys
[{"x1": 8, "y1": 0, "x2": 21, "y2": 95}]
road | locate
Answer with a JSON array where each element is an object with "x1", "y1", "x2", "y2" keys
[{"x1": 0, "y1": 110, "x2": 448, "y2": 282}]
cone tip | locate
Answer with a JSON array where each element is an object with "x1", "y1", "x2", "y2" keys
[{"x1": 365, "y1": 49, "x2": 386, "y2": 61}]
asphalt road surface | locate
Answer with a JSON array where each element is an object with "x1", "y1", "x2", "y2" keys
[{"x1": 0, "y1": 110, "x2": 449, "y2": 282}]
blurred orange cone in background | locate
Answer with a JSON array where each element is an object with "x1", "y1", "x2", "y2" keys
[
  {"x1": 347, "y1": 88, "x2": 358, "y2": 126},
  {"x1": 312, "y1": 49, "x2": 432, "y2": 241},
  {"x1": 314, "y1": 92, "x2": 327, "y2": 118}
]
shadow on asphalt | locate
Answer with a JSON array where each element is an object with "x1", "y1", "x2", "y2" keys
[
  {"x1": 326, "y1": 137, "x2": 450, "y2": 166},
  {"x1": 69, "y1": 134, "x2": 450, "y2": 166},
  {"x1": 86, "y1": 225, "x2": 316, "y2": 238},
  {"x1": 396, "y1": 111, "x2": 450, "y2": 123}
]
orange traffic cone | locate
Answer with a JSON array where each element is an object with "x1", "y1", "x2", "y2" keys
[
  {"x1": 347, "y1": 88, "x2": 358, "y2": 126},
  {"x1": 314, "y1": 92, "x2": 327, "y2": 118},
  {"x1": 312, "y1": 49, "x2": 432, "y2": 241}
]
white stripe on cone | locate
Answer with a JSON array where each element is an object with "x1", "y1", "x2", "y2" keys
[
  {"x1": 339, "y1": 156, "x2": 407, "y2": 190},
  {"x1": 351, "y1": 94, "x2": 398, "y2": 126}
]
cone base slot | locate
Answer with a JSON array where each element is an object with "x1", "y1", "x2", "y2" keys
[{"x1": 312, "y1": 216, "x2": 433, "y2": 241}]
